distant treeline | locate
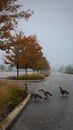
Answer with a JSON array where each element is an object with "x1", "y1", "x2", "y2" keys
[{"x1": 59, "y1": 65, "x2": 73, "y2": 74}]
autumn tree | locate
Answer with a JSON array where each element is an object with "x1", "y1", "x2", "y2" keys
[
  {"x1": 0, "y1": 0, "x2": 33, "y2": 44},
  {"x1": 5, "y1": 32, "x2": 26, "y2": 77},
  {"x1": 5, "y1": 34, "x2": 47, "y2": 76},
  {"x1": 21, "y1": 35, "x2": 43, "y2": 74},
  {"x1": 32, "y1": 56, "x2": 50, "y2": 73}
]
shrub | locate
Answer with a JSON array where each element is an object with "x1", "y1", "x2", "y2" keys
[
  {"x1": 6, "y1": 82, "x2": 26, "y2": 105},
  {"x1": 18, "y1": 74, "x2": 45, "y2": 80},
  {"x1": 0, "y1": 79, "x2": 27, "y2": 122},
  {"x1": 8, "y1": 74, "x2": 45, "y2": 80},
  {"x1": 42, "y1": 73, "x2": 50, "y2": 77}
]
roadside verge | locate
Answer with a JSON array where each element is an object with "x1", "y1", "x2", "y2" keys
[{"x1": 0, "y1": 94, "x2": 31, "y2": 130}]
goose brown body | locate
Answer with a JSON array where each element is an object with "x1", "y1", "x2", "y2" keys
[
  {"x1": 31, "y1": 93, "x2": 42, "y2": 102},
  {"x1": 59, "y1": 87, "x2": 69, "y2": 96},
  {"x1": 39, "y1": 89, "x2": 52, "y2": 99}
]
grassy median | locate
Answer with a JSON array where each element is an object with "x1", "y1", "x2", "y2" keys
[{"x1": 0, "y1": 79, "x2": 28, "y2": 122}]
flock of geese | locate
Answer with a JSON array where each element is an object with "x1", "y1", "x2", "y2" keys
[{"x1": 24, "y1": 83, "x2": 69, "y2": 102}]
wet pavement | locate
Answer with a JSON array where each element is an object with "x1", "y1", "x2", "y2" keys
[{"x1": 10, "y1": 72, "x2": 73, "y2": 130}]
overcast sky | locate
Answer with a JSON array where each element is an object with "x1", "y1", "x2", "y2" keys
[{"x1": 0, "y1": 0, "x2": 73, "y2": 69}]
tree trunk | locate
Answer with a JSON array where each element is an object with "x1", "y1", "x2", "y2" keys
[
  {"x1": 16, "y1": 62, "x2": 19, "y2": 78},
  {"x1": 25, "y1": 67, "x2": 27, "y2": 75},
  {"x1": 33, "y1": 70, "x2": 34, "y2": 74}
]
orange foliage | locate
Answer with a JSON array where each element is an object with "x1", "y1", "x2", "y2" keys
[
  {"x1": 0, "y1": 0, "x2": 33, "y2": 39},
  {"x1": 5, "y1": 33, "x2": 50, "y2": 75}
]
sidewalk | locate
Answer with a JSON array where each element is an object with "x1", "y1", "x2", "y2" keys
[{"x1": 0, "y1": 94, "x2": 31, "y2": 130}]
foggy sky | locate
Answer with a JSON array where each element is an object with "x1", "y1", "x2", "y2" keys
[
  {"x1": 18, "y1": 0, "x2": 73, "y2": 69},
  {"x1": 0, "y1": 0, "x2": 73, "y2": 69}
]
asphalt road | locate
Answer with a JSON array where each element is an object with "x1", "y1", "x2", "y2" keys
[{"x1": 10, "y1": 72, "x2": 73, "y2": 130}]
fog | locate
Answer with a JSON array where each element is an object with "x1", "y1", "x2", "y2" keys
[
  {"x1": 0, "y1": 0, "x2": 73, "y2": 70},
  {"x1": 17, "y1": 0, "x2": 73, "y2": 69}
]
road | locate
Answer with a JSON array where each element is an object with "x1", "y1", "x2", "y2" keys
[{"x1": 10, "y1": 72, "x2": 73, "y2": 130}]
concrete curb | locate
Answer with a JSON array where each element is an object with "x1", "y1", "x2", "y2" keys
[{"x1": 0, "y1": 94, "x2": 31, "y2": 130}]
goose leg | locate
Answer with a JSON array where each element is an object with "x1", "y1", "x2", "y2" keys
[{"x1": 44, "y1": 95, "x2": 48, "y2": 100}]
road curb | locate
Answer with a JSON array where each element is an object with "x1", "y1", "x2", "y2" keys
[{"x1": 0, "y1": 94, "x2": 31, "y2": 130}]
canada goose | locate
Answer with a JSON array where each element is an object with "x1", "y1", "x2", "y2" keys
[
  {"x1": 59, "y1": 87, "x2": 69, "y2": 96},
  {"x1": 24, "y1": 83, "x2": 28, "y2": 92},
  {"x1": 39, "y1": 89, "x2": 52, "y2": 100},
  {"x1": 31, "y1": 93, "x2": 42, "y2": 102}
]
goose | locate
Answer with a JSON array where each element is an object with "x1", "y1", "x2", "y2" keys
[
  {"x1": 39, "y1": 89, "x2": 52, "y2": 100},
  {"x1": 59, "y1": 87, "x2": 69, "y2": 96},
  {"x1": 31, "y1": 93, "x2": 42, "y2": 102}
]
